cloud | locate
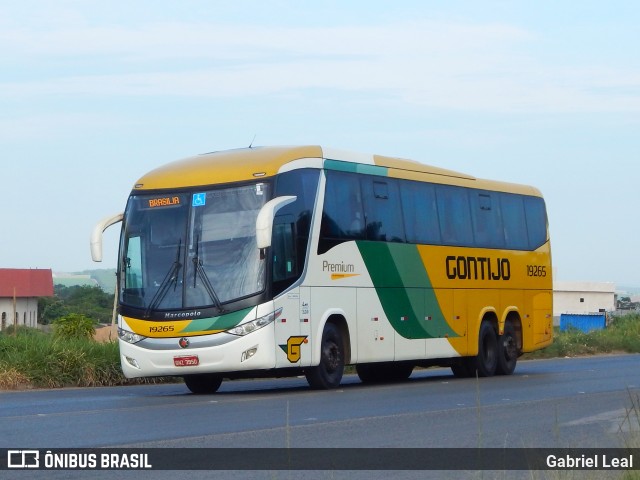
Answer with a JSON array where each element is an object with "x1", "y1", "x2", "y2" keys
[{"x1": 1, "y1": 17, "x2": 639, "y2": 113}]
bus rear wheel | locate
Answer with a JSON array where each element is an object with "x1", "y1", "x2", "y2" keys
[
  {"x1": 452, "y1": 322, "x2": 500, "y2": 378},
  {"x1": 305, "y1": 323, "x2": 345, "y2": 389},
  {"x1": 183, "y1": 374, "x2": 223, "y2": 394},
  {"x1": 496, "y1": 322, "x2": 518, "y2": 375},
  {"x1": 474, "y1": 321, "x2": 498, "y2": 377}
]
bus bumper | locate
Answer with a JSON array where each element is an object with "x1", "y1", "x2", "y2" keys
[{"x1": 118, "y1": 325, "x2": 277, "y2": 378}]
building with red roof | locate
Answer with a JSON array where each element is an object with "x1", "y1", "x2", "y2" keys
[{"x1": 0, "y1": 269, "x2": 54, "y2": 330}]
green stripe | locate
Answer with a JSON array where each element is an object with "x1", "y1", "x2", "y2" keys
[
  {"x1": 357, "y1": 242, "x2": 457, "y2": 339},
  {"x1": 324, "y1": 159, "x2": 388, "y2": 177},
  {"x1": 180, "y1": 307, "x2": 253, "y2": 333}
]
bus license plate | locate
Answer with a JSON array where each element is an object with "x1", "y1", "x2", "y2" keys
[{"x1": 174, "y1": 355, "x2": 199, "y2": 367}]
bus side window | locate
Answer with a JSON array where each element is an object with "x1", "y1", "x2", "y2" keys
[
  {"x1": 319, "y1": 171, "x2": 364, "y2": 253},
  {"x1": 436, "y1": 185, "x2": 473, "y2": 246},
  {"x1": 470, "y1": 191, "x2": 505, "y2": 248},
  {"x1": 273, "y1": 169, "x2": 320, "y2": 295},
  {"x1": 272, "y1": 216, "x2": 297, "y2": 291},
  {"x1": 524, "y1": 196, "x2": 548, "y2": 249},
  {"x1": 400, "y1": 180, "x2": 440, "y2": 245},
  {"x1": 500, "y1": 193, "x2": 529, "y2": 250},
  {"x1": 361, "y1": 177, "x2": 405, "y2": 242}
]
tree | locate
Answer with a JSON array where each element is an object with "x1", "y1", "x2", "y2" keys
[
  {"x1": 39, "y1": 285, "x2": 115, "y2": 325},
  {"x1": 39, "y1": 296, "x2": 69, "y2": 325}
]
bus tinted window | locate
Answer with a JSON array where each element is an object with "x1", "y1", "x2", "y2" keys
[
  {"x1": 400, "y1": 181, "x2": 441, "y2": 245},
  {"x1": 436, "y1": 185, "x2": 473, "y2": 246},
  {"x1": 524, "y1": 196, "x2": 548, "y2": 249},
  {"x1": 320, "y1": 168, "x2": 547, "y2": 253},
  {"x1": 362, "y1": 177, "x2": 405, "y2": 242},
  {"x1": 500, "y1": 193, "x2": 529, "y2": 250},
  {"x1": 273, "y1": 169, "x2": 320, "y2": 295},
  {"x1": 319, "y1": 171, "x2": 365, "y2": 253},
  {"x1": 470, "y1": 191, "x2": 505, "y2": 248}
]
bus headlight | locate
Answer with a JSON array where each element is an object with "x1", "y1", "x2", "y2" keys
[
  {"x1": 226, "y1": 308, "x2": 282, "y2": 336},
  {"x1": 118, "y1": 327, "x2": 146, "y2": 344}
]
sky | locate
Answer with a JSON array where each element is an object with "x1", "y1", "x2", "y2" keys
[{"x1": 1, "y1": 1, "x2": 639, "y2": 288}]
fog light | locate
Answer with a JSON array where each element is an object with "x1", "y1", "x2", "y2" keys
[
  {"x1": 241, "y1": 346, "x2": 258, "y2": 362},
  {"x1": 124, "y1": 356, "x2": 140, "y2": 369}
]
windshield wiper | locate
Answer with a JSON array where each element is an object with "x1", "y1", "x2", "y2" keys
[
  {"x1": 145, "y1": 240, "x2": 182, "y2": 318},
  {"x1": 121, "y1": 256, "x2": 131, "y2": 290},
  {"x1": 192, "y1": 234, "x2": 225, "y2": 313}
]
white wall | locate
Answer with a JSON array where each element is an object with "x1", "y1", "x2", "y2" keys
[
  {"x1": 0, "y1": 297, "x2": 39, "y2": 330},
  {"x1": 553, "y1": 281, "x2": 616, "y2": 322}
]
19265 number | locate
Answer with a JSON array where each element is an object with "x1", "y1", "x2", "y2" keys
[
  {"x1": 527, "y1": 265, "x2": 547, "y2": 277},
  {"x1": 149, "y1": 325, "x2": 174, "y2": 333}
]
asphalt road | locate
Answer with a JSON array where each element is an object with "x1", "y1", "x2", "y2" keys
[{"x1": 2, "y1": 355, "x2": 640, "y2": 479}]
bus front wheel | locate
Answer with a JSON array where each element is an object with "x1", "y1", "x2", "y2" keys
[
  {"x1": 183, "y1": 374, "x2": 223, "y2": 394},
  {"x1": 305, "y1": 323, "x2": 345, "y2": 389}
]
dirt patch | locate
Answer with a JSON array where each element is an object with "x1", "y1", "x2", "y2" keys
[{"x1": 93, "y1": 324, "x2": 118, "y2": 343}]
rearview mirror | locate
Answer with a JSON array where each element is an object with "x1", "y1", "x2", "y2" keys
[
  {"x1": 255, "y1": 196, "x2": 296, "y2": 249},
  {"x1": 90, "y1": 213, "x2": 124, "y2": 262}
]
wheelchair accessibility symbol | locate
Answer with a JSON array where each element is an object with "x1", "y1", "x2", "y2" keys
[{"x1": 192, "y1": 193, "x2": 206, "y2": 207}]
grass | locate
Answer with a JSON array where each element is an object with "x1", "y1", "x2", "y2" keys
[
  {"x1": 1, "y1": 313, "x2": 640, "y2": 390},
  {"x1": 523, "y1": 313, "x2": 640, "y2": 359},
  {"x1": 0, "y1": 327, "x2": 170, "y2": 389}
]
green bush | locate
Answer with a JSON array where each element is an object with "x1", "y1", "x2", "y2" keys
[{"x1": 52, "y1": 313, "x2": 96, "y2": 340}]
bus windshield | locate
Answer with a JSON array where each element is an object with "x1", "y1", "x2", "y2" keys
[{"x1": 119, "y1": 182, "x2": 271, "y2": 314}]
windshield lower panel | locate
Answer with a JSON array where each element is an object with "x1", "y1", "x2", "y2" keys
[{"x1": 119, "y1": 183, "x2": 271, "y2": 318}]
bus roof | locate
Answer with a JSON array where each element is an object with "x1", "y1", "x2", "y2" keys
[{"x1": 132, "y1": 145, "x2": 541, "y2": 196}]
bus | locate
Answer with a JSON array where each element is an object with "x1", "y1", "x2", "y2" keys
[{"x1": 91, "y1": 145, "x2": 552, "y2": 393}]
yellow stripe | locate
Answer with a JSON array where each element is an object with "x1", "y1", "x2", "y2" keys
[
  {"x1": 124, "y1": 317, "x2": 224, "y2": 338},
  {"x1": 331, "y1": 273, "x2": 360, "y2": 280}
]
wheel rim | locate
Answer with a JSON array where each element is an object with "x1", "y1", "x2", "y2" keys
[
  {"x1": 502, "y1": 334, "x2": 517, "y2": 361},
  {"x1": 324, "y1": 341, "x2": 341, "y2": 373}
]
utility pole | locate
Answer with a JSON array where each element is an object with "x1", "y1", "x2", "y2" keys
[{"x1": 12, "y1": 286, "x2": 17, "y2": 335}]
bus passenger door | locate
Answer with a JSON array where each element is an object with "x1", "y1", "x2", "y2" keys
[
  {"x1": 357, "y1": 288, "x2": 394, "y2": 363},
  {"x1": 298, "y1": 286, "x2": 312, "y2": 366},
  {"x1": 274, "y1": 289, "x2": 304, "y2": 368}
]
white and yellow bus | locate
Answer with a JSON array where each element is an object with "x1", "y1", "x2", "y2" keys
[{"x1": 91, "y1": 146, "x2": 552, "y2": 393}]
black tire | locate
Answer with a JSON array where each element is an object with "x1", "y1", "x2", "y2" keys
[
  {"x1": 389, "y1": 363, "x2": 414, "y2": 382},
  {"x1": 355, "y1": 363, "x2": 380, "y2": 383},
  {"x1": 356, "y1": 362, "x2": 414, "y2": 384},
  {"x1": 467, "y1": 321, "x2": 498, "y2": 377},
  {"x1": 305, "y1": 323, "x2": 345, "y2": 389},
  {"x1": 496, "y1": 322, "x2": 518, "y2": 375},
  {"x1": 451, "y1": 360, "x2": 474, "y2": 378},
  {"x1": 183, "y1": 373, "x2": 223, "y2": 394}
]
